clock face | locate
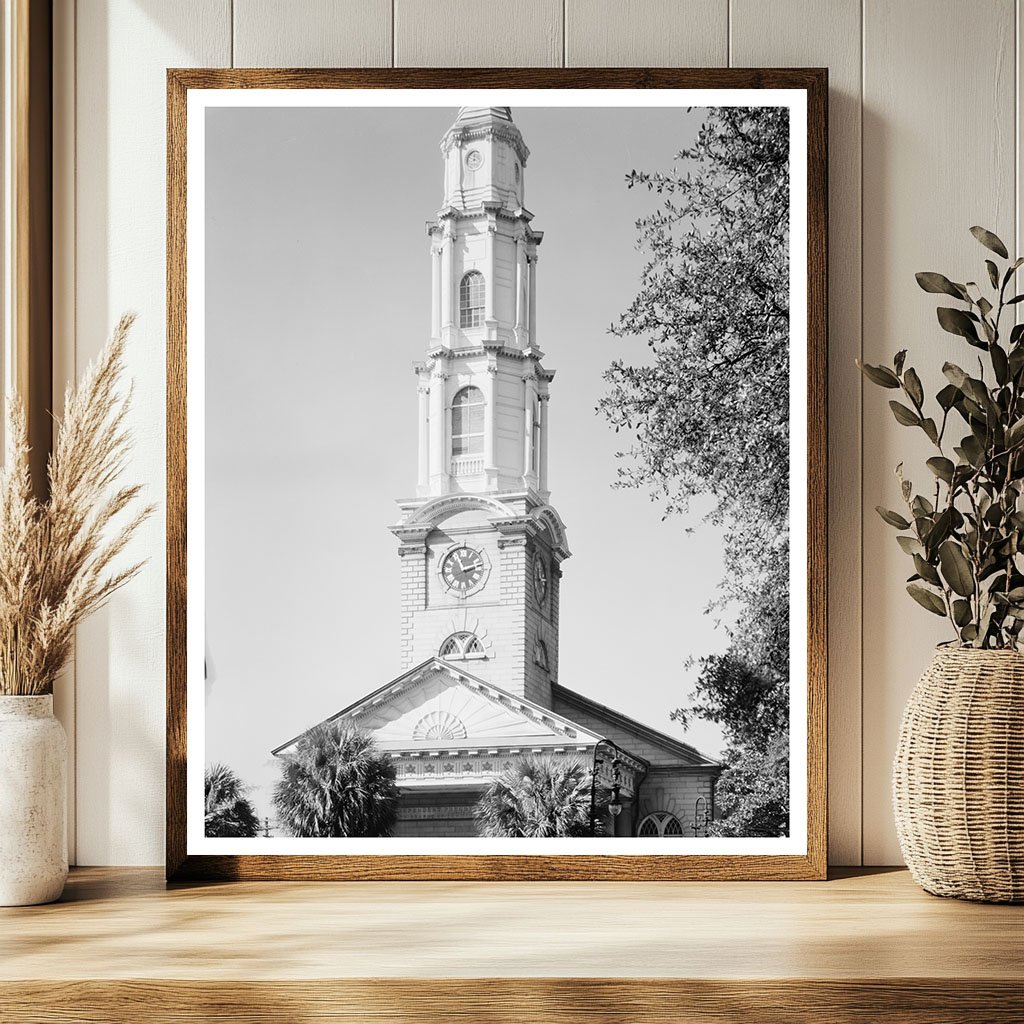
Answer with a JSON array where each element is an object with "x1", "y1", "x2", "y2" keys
[
  {"x1": 465, "y1": 149, "x2": 483, "y2": 170},
  {"x1": 534, "y1": 557, "x2": 548, "y2": 603},
  {"x1": 441, "y1": 546, "x2": 487, "y2": 593}
]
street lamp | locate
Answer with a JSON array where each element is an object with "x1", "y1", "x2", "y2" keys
[
  {"x1": 590, "y1": 740, "x2": 624, "y2": 835},
  {"x1": 606, "y1": 765, "x2": 622, "y2": 819}
]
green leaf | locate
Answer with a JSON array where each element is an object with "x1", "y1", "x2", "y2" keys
[
  {"x1": 926, "y1": 508, "x2": 955, "y2": 550},
  {"x1": 985, "y1": 260, "x2": 1000, "y2": 289},
  {"x1": 942, "y1": 362, "x2": 969, "y2": 390},
  {"x1": 952, "y1": 599, "x2": 972, "y2": 627},
  {"x1": 897, "y1": 535, "x2": 925, "y2": 557},
  {"x1": 961, "y1": 624, "x2": 979, "y2": 642},
  {"x1": 893, "y1": 349, "x2": 907, "y2": 375},
  {"x1": 877, "y1": 506, "x2": 911, "y2": 530},
  {"x1": 937, "y1": 307, "x2": 981, "y2": 343},
  {"x1": 936, "y1": 383, "x2": 960, "y2": 411},
  {"x1": 970, "y1": 226, "x2": 1009, "y2": 259},
  {"x1": 960, "y1": 433, "x2": 985, "y2": 467},
  {"x1": 921, "y1": 418, "x2": 939, "y2": 445},
  {"x1": 903, "y1": 367, "x2": 924, "y2": 407},
  {"x1": 913, "y1": 554, "x2": 941, "y2": 586},
  {"x1": 915, "y1": 272, "x2": 970, "y2": 300},
  {"x1": 978, "y1": 296, "x2": 994, "y2": 317},
  {"x1": 889, "y1": 401, "x2": 921, "y2": 427},
  {"x1": 855, "y1": 360, "x2": 900, "y2": 388},
  {"x1": 939, "y1": 540, "x2": 976, "y2": 597},
  {"x1": 1006, "y1": 294, "x2": 1024, "y2": 305},
  {"x1": 1006, "y1": 417, "x2": 1024, "y2": 450},
  {"x1": 911, "y1": 494, "x2": 934, "y2": 517},
  {"x1": 991, "y1": 342, "x2": 1009, "y2": 386},
  {"x1": 1010, "y1": 349, "x2": 1024, "y2": 383},
  {"x1": 907, "y1": 583, "x2": 947, "y2": 617},
  {"x1": 927, "y1": 456, "x2": 955, "y2": 483}
]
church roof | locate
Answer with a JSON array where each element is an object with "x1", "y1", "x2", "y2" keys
[
  {"x1": 551, "y1": 683, "x2": 720, "y2": 769},
  {"x1": 271, "y1": 658, "x2": 620, "y2": 759}
]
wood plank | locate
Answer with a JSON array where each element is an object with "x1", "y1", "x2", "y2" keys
[
  {"x1": 730, "y1": 0, "x2": 862, "y2": 866},
  {"x1": 1, "y1": 868, "x2": 1022, "y2": 1021},
  {"x1": 394, "y1": 0, "x2": 562, "y2": 67},
  {"x1": 72, "y1": 0, "x2": 231, "y2": 866},
  {"x1": 861, "y1": 0, "x2": 1017, "y2": 865},
  {"x1": 565, "y1": 0, "x2": 728, "y2": 67},
  {"x1": 233, "y1": 0, "x2": 391, "y2": 68},
  {"x1": 1, "y1": 979, "x2": 1021, "y2": 1024},
  {"x1": 1, "y1": 868, "x2": 1020, "y2": 982}
]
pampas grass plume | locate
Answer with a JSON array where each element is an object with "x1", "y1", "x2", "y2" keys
[{"x1": 0, "y1": 313, "x2": 153, "y2": 695}]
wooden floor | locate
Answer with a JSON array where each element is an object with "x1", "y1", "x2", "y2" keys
[{"x1": 1, "y1": 866, "x2": 1021, "y2": 1022}]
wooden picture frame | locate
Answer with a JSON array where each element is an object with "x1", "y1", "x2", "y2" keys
[{"x1": 167, "y1": 68, "x2": 827, "y2": 882}]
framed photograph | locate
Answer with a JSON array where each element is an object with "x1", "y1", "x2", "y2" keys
[{"x1": 167, "y1": 68, "x2": 827, "y2": 881}]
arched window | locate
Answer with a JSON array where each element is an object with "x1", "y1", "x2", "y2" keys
[
  {"x1": 439, "y1": 632, "x2": 485, "y2": 660},
  {"x1": 451, "y1": 387, "x2": 485, "y2": 456},
  {"x1": 534, "y1": 639, "x2": 549, "y2": 671},
  {"x1": 460, "y1": 271, "x2": 485, "y2": 328},
  {"x1": 637, "y1": 812, "x2": 684, "y2": 837}
]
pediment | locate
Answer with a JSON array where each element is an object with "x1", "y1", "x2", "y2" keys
[{"x1": 343, "y1": 660, "x2": 601, "y2": 753}]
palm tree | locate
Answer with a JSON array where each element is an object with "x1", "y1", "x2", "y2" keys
[
  {"x1": 273, "y1": 722, "x2": 399, "y2": 838},
  {"x1": 475, "y1": 754, "x2": 595, "y2": 837},
  {"x1": 204, "y1": 763, "x2": 261, "y2": 837}
]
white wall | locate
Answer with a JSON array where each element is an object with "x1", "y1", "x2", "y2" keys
[{"x1": 54, "y1": 0, "x2": 1024, "y2": 865}]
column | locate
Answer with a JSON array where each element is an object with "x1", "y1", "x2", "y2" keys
[
  {"x1": 483, "y1": 364, "x2": 497, "y2": 481},
  {"x1": 430, "y1": 245, "x2": 441, "y2": 341},
  {"x1": 523, "y1": 373, "x2": 538, "y2": 488},
  {"x1": 485, "y1": 223, "x2": 497, "y2": 337},
  {"x1": 527, "y1": 254, "x2": 538, "y2": 349},
  {"x1": 440, "y1": 230, "x2": 454, "y2": 345},
  {"x1": 417, "y1": 384, "x2": 430, "y2": 492},
  {"x1": 538, "y1": 392, "x2": 550, "y2": 495},
  {"x1": 514, "y1": 236, "x2": 525, "y2": 347},
  {"x1": 429, "y1": 368, "x2": 447, "y2": 492}
]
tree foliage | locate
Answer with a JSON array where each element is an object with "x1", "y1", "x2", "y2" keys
[
  {"x1": 860, "y1": 227, "x2": 1024, "y2": 648},
  {"x1": 475, "y1": 755, "x2": 596, "y2": 837},
  {"x1": 711, "y1": 730, "x2": 790, "y2": 838},
  {"x1": 204, "y1": 763, "x2": 260, "y2": 838},
  {"x1": 599, "y1": 107, "x2": 791, "y2": 837},
  {"x1": 273, "y1": 722, "x2": 399, "y2": 838}
]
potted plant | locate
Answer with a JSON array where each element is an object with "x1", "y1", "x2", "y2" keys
[
  {"x1": 0, "y1": 314, "x2": 150, "y2": 906},
  {"x1": 860, "y1": 227, "x2": 1024, "y2": 902}
]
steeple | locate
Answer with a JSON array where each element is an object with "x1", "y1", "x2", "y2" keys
[
  {"x1": 389, "y1": 108, "x2": 569, "y2": 708},
  {"x1": 440, "y1": 106, "x2": 529, "y2": 213},
  {"x1": 415, "y1": 107, "x2": 550, "y2": 499}
]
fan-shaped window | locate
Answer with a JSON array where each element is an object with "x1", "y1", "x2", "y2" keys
[
  {"x1": 460, "y1": 271, "x2": 485, "y2": 328},
  {"x1": 534, "y1": 639, "x2": 549, "y2": 671},
  {"x1": 451, "y1": 387, "x2": 485, "y2": 456},
  {"x1": 638, "y1": 812, "x2": 683, "y2": 837},
  {"x1": 439, "y1": 631, "x2": 485, "y2": 660},
  {"x1": 413, "y1": 712, "x2": 468, "y2": 742}
]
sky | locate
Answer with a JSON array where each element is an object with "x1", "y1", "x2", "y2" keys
[{"x1": 203, "y1": 104, "x2": 736, "y2": 821}]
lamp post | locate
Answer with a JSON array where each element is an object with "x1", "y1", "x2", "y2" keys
[{"x1": 590, "y1": 739, "x2": 624, "y2": 836}]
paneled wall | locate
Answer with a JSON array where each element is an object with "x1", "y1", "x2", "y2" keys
[{"x1": 54, "y1": 0, "x2": 1023, "y2": 865}]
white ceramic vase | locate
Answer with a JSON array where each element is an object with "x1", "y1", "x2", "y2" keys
[{"x1": 0, "y1": 695, "x2": 68, "y2": 906}]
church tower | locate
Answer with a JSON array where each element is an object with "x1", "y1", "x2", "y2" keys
[{"x1": 390, "y1": 107, "x2": 570, "y2": 710}]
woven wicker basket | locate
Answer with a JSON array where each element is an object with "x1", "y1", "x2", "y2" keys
[{"x1": 893, "y1": 648, "x2": 1024, "y2": 902}]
